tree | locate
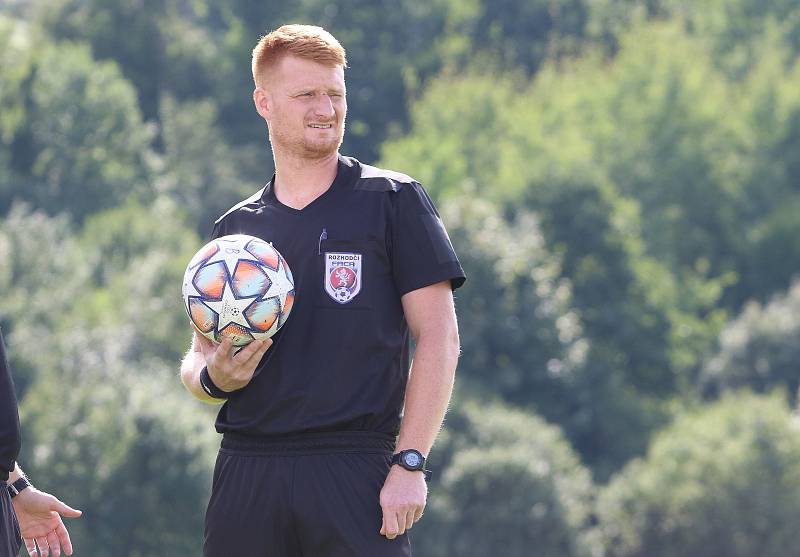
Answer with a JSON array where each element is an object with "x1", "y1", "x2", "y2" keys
[
  {"x1": 380, "y1": 70, "x2": 530, "y2": 203},
  {"x1": 0, "y1": 204, "x2": 84, "y2": 393},
  {"x1": 18, "y1": 340, "x2": 219, "y2": 557},
  {"x1": 440, "y1": 195, "x2": 585, "y2": 419},
  {"x1": 661, "y1": 0, "x2": 800, "y2": 75},
  {"x1": 416, "y1": 400, "x2": 595, "y2": 557},
  {"x1": 0, "y1": 38, "x2": 153, "y2": 223},
  {"x1": 436, "y1": 0, "x2": 590, "y2": 76},
  {"x1": 74, "y1": 198, "x2": 202, "y2": 364},
  {"x1": 701, "y1": 280, "x2": 800, "y2": 403},
  {"x1": 587, "y1": 0, "x2": 800, "y2": 66},
  {"x1": 152, "y1": 96, "x2": 263, "y2": 235},
  {"x1": 34, "y1": 0, "x2": 224, "y2": 127},
  {"x1": 594, "y1": 392, "x2": 800, "y2": 557},
  {"x1": 8, "y1": 197, "x2": 216, "y2": 555}
]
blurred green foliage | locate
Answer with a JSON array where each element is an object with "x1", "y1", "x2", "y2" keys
[
  {"x1": 420, "y1": 401, "x2": 595, "y2": 557},
  {"x1": 2, "y1": 0, "x2": 800, "y2": 555},
  {"x1": 701, "y1": 282, "x2": 800, "y2": 403},
  {"x1": 595, "y1": 392, "x2": 800, "y2": 557},
  {"x1": 0, "y1": 32, "x2": 153, "y2": 223}
]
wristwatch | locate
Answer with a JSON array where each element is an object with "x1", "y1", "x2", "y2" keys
[
  {"x1": 391, "y1": 449, "x2": 432, "y2": 481},
  {"x1": 7, "y1": 476, "x2": 31, "y2": 498}
]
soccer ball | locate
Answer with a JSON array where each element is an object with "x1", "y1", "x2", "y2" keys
[{"x1": 182, "y1": 234, "x2": 295, "y2": 346}]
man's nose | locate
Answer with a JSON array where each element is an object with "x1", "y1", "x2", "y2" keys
[{"x1": 313, "y1": 94, "x2": 336, "y2": 118}]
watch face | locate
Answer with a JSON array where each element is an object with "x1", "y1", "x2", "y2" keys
[{"x1": 403, "y1": 451, "x2": 422, "y2": 468}]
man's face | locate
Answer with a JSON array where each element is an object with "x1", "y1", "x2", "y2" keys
[{"x1": 259, "y1": 54, "x2": 347, "y2": 160}]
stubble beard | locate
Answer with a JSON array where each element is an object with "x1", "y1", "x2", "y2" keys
[{"x1": 269, "y1": 118, "x2": 346, "y2": 161}]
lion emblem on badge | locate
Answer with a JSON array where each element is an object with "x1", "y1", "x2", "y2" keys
[{"x1": 331, "y1": 267, "x2": 356, "y2": 288}]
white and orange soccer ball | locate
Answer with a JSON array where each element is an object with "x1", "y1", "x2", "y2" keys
[{"x1": 182, "y1": 234, "x2": 295, "y2": 346}]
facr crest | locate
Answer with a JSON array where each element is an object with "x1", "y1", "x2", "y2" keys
[{"x1": 324, "y1": 252, "x2": 362, "y2": 304}]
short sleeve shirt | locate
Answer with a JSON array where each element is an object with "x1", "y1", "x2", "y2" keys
[
  {"x1": 209, "y1": 155, "x2": 465, "y2": 437},
  {"x1": 0, "y1": 328, "x2": 21, "y2": 481}
]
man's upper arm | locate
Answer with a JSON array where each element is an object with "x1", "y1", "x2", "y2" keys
[{"x1": 401, "y1": 281, "x2": 459, "y2": 344}]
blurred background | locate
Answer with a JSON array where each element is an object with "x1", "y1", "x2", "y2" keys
[{"x1": 2, "y1": 0, "x2": 800, "y2": 555}]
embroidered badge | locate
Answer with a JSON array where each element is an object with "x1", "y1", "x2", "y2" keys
[{"x1": 325, "y1": 252, "x2": 362, "y2": 304}]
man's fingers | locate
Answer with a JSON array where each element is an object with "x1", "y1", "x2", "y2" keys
[
  {"x1": 51, "y1": 498, "x2": 82, "y2": 518},
  {"x1": 405, "y1": 508, "x2": 416, "y2": 531},
  {"x1": 46, "y1": 531, "x2": 60, "y2": 557},
  {"x1": 250, "y1": 339, "x2": 272, "y2": 363},
  {"x1": 35, "y1": 536, "x2": 48, "y2": 556},
  {"x1": 233, "y1": 339, "x2": 266, "y2": 364},
  {"x1": 216, "y1": 337, "x2": 233, "y2": 360},
  {"x1": 24, "y1": 538, "x2": 37, "y2": 557},
  {"x1": 56, "y1": 522, "x2": 74, "y2": 555},
  {"x1": 413, "y1": 505, "x2": 424, "y2": 523},
  {"x1": 380, "y1": 504, "x2": 422, "y2": 538},
  {"x1": 382, "y1": 511, "x2": 400, "y2": 539},
  {"x1": 396, "y1": 510, "x2": 409, "y2": 536},
  {"x1": 206, "y1": 336, "x2": 270, "y2": 391},
  {"x1": 233, "y1": 339, "x2": 258, "y2": 360}
]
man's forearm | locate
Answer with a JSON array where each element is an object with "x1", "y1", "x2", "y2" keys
[
  {"x1": 180, "y1": 336, "x2": 221, "y2": 404},
  {"x1": 395, "y1": 330, "x2": 460, "y2": 456}
]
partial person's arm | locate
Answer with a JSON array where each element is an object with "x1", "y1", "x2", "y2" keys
[
  {"x1": 8, "y1": 463, "x2": 82, "y2": 557},
  {"x1": 0, "y1": 327, "x2": 21, "y2": 483},
  {"x1": 379, "y1": 280, "x2": 460, "y2": 539},
  {"x1": 180, "y1": 332, "x2": 221, "y2": 403},
  {"x1": 180, "y1": 332, "x2": 272, "y2": 403}
]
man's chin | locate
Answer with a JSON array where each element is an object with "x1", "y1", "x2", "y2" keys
[
  {"x1": 300, "y1": 138, "x2": 342, "y2": 159},
  {"x1": 271, "y1": 133, "x2": 343, "y2": 161}
]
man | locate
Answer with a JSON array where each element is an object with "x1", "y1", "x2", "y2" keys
[
  {"x1": 180, "y1": 24, "x2": 464, "y2": 556},
  {"x1": 1, "y1": 328, "x2": 82, "y2": 557}
]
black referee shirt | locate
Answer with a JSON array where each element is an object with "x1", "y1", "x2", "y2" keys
[
  {"x1": 210, "y1": 155, "x2": 465, "y2": 437},
  {"x1": 0, "y1": 328, "x2": 21, "y2": 481}
]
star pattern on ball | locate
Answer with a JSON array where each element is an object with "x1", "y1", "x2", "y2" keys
[
  {"x1": 263, "y1": 259, "x2": 295, "y2": 308},
  {"x1": 182, "y1": 276, "x2": 204, "y2": 313},
  {"x1": 204, "y1": 239, "x2": 261, "y2": 279},
  {"x1": 203, "y1": 280, "x2": 259, "y2": 334}
]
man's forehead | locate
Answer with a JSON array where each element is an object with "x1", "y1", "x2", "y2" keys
[{"x1": 274, "y1": 55, "x2": 345, "y2": 85}]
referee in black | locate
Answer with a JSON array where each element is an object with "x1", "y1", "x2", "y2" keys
[
  {"x1": 1, "y1": 328, "x2": 81, "y2": 557},
  {"x1": 180, "y1": 24, "x2": 464, "y2": 556}
]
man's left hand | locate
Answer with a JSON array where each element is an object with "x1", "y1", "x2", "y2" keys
[
  {"x1": 12, "y1": 488, "x2": 82, "y2": 557},
  {"x1": 379, "y1": 465, "x2": 427, "y2": 539}
]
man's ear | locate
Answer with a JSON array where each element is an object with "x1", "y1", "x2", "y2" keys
[{"x1": 253, "y1": 87, "x2": 270, "y2": 121}]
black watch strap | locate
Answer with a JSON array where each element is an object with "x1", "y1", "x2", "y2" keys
[
  {"x1": 7, "y1": 476, "x2": 31, "y2": 498},
  {"x1": 391, "y1": 449, "x2": 433, "y2": 481},
  {"x1": 199, "y1": 366, "x2": 230, "y2": 399}
]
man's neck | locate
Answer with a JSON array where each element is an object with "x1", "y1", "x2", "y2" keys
[{"x1": 272, "y1": 150, "x2": 340, "y2": 210}]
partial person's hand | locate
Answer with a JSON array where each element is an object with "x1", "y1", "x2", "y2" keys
[
  {"x1": 197, "y1": 334, "x2": 272, "y2": 393},
  {"x1": 12, "y1": 488, "x2": 82, "y2": 557},
  {"x1": 379, "y1": 465, "x2": 427, "y2": 539}
]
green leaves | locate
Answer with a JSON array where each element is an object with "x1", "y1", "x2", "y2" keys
[
  {"x1": 419, "y1": 401, "x2": 595, "y2": 557},
  {"x1": 701, "y1": 282, "x2": 800, "y2": 403},
  {"x1": 596, "y1": 392, "x2": 800, "y2": 557},
  {"x1": 0, "y1": 38, "x2": 153, "y2": 223}
]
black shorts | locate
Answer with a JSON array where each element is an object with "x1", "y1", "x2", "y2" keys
[
  {"x1": 203, "y1": 431, "x2": 412, "y2": 557},
  {"x1": 1, "y1": 487, "x2": 21, "y2": 557}
]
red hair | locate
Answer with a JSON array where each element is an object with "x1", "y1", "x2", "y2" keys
[{"x1": 252, "y1": 24, "x2": 347, "y2": 88}]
